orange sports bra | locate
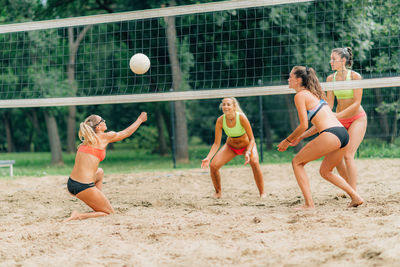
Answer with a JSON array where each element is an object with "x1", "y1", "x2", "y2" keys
[{"x1": 77, "y1": 145, "x2": 106, "y2": 161}]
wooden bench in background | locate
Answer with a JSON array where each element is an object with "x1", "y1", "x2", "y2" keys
[{"x1": 0, "y1": 160, "x2": 15, "y2": 176}]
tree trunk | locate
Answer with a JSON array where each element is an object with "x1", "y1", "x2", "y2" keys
[
  {"x1": 44, "y1": 110, "x2": 64, "y2": 165},
  {"x1": 67, "y1": 105, "x2": 77, "y2": 152},
  {"x1": 155, "y1": 103, "x2": 168, "y2": 156},
  {"x1": 164, "y1": 0, "x2": 189, "y2": 163},
  {"x1": 373, "y1": 88, "x2": 390, "y2": 143},
  {"x1": 67, "y1": 25, "x2": 92, "y2": 153},
  {"x1": 285, "y1": 94, "x2": 302, "y2": 152},
  {"x1": 2, "y1": 111, "x2": 16, "y2": 152}
]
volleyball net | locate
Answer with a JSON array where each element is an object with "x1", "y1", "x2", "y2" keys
[{"x1": 0, "y1": 0, "x2": 399, "y2": 108}]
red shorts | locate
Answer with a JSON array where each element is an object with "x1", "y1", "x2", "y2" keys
[
  {"x1": 227, "y1": 145, "x2": 246, "y2": 155},
  {"x1": 338, "y1": 111, "x2": 366, "y2": 130}
]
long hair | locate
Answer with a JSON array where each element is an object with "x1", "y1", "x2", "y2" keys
[
  {"x1": 78, "y1": 115, "x2": 100, "y2": 145},
  {"x1": 292, "y1": 66, "x2": 326, "y2": 100},
  {"x1": 332, "y1": 47, "x2": 353, "y2": 68},
  {"x1": 220, "y1": 97, "x2": 245, "y2": 114}
]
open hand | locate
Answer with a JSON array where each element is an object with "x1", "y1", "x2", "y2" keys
[
  {"x1": 244, "y1": 151, "x2": 251, "y2": 165},
  {"x1": 201, "y1": 158, "x2": 210, "y2": 169}
]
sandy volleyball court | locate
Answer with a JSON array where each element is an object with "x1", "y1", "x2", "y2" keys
[{"x1": 0, "y1": 158, "x2": 399, "y2": 266}]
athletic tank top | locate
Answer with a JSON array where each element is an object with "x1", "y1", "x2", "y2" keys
[
  {"x1": 333, "y1": 71, "x2": 354, "y2": 99},
  {"x1": 222, "y1": 112, "x2": 246, "y2": 137},
  {"x1": 77, "y1": 145, "x2": 106, "y2": 161}
]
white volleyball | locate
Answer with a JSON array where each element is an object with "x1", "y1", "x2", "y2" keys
[{"x1": 129, "y1": 53, "x2": 150, "y2": 74}]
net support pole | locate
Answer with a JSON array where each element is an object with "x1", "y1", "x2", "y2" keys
[
  {"x1": 258, "y1": 95, "x2": 264, "y2": 163},
  {"x1": 169, "y1": 90, "x2": 177, "y2": 169}
]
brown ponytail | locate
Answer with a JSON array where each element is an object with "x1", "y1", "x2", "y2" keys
[
  {"x1": 292, "y1": 66, "x2": 326, "y2": 100},
  {"x1": 332, "y1": 47, "x2": 353, "y2": 68}
]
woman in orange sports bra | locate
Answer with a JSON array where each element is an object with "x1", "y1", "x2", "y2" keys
[
  {"x1": 201, "y1": 97, "x2": 265, "y2": 199},
  {"x1": 327, "y1": 47, "x2": 367, "y2": 191},
  {"x1": 65, "y1": 112, "x2": 147, "y2": 221}
]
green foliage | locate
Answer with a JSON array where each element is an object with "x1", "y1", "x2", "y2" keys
[
  {"x1": 1, "y1": 0, "x2": 399, "y2": 158},
  {"x1": 27, "y1": 65, "x2": 70, "y2": 98},
  {"x1": 376, "y1": 100, "x2": 400, "y2": 120},
  {"x1": 123, "y1": 125, "x2": 159, "y2": 151},
  {"x1": 1, "y1": 139, "x2": 399, "y2": 178}
]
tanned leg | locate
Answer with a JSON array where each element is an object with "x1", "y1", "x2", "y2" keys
[{"x1": 209, "y1": 144, "x2": 236, "y2": 198}]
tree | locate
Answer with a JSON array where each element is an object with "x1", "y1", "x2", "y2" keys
[
  {"x1": 163, "y1": 0, "x2": 190, "y2": 163},
  {"x1": 66, "y1": 25, "x2": 92, "y2": 153}
]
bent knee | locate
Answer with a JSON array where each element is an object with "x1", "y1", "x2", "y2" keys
[
  {"x1": 319, "y1": 167, "x2": 332, "y2": 178},
  {"x1": 210, "y1": 162, "x2": 221, "y2": 172},
  {"x1": 343, "y1": 154, "x2": 355, "y2": 162},
  {"x1": 96, "y1": 168, "x2": 104, "y2": 176},
  {"x1": 98, "y1": 207, "x2": 114, "y2": 215},
  {"x1": 292, "y1": 157, "x2": 306, "y2": 168},
  {"x1": 249, "y1": 158, "x2": 260, "y2": 166}
]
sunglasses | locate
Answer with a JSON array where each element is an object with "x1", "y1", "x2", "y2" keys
[{"x1": 93, "y1": 118, "x2": 105, "y2": 128}]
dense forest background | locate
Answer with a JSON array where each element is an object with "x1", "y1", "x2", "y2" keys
[{"x1": 0, "y1": 0, "x2": 399, "y2": 165}]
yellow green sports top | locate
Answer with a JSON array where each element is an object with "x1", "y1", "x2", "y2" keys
[
  {"x1": 222, "y1": 112, "x2": 246, "y2": 137},
  {"x1": 333, "y1": 70, "x2": 354, "y2": 99}
]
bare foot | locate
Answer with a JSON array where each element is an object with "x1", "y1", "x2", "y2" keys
[
  {"x1": 213, "y1": 192, "x2": 222, "y2": 199},
  {"x1": 64, "y1": 210, "x2": 80, "y2": 222},
  {"x1": 293, "y1": 204, "x2": 315, "y2": 211},
  {"x1": 348, "y1": 196, "x2": 364, "y2": 207},
  {"x1": 260, "y1": 193, "x2": 266, "y2": 199}
]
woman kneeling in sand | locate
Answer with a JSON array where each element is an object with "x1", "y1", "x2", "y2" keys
[
  {"x1": 201, "y1": 97, "x2": 265, "y2": 199},
  {"x1": 65, "y1": 112, "x2": 147, "y2": 221},
  {"x1": 277, "y1": 66, "x2": 363, "y2": 210}
]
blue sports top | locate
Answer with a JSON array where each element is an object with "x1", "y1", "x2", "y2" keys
[{"x1": 307, "y1": 99, "x2": 328, "y2": 121}]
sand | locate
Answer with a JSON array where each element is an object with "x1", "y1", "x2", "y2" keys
[{"x1": 0, "y1": 158, "x2": 399, "y2": 266}]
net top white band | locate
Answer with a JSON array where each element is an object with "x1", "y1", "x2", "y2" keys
[
  {"x1": 0, "y1": 0, "x2": 313, "y2": 34},
  {"x1": 1, "y1": 77, "x2": 399, "y2": 108}
]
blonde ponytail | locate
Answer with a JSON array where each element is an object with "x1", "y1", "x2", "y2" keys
[{"x1": 78, "y1": 115, "x2": 100, "y2": 145}]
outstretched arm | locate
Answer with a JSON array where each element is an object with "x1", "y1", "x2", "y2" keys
[
  {"x1": 201, "y1": 117, "x2": 223, "y2": 169},
  {"x1": 105, "y1": 112, "x2": 147, "y2": 143}
]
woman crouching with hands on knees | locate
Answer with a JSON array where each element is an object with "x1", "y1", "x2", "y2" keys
[
  {"x1": 65, "y1": 112, "x2": 147, "y2": 221},
  {"x1": 277, "y1": 66, "x2": 363, "y2": 210},
  {"x1": 201, "y1": 97, "x2": 265, "y2": 199}
]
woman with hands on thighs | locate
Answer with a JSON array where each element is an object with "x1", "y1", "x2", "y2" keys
[
  {"x1": 65, "y1": 112, "x2": 147, "y2": 221},
  {"x1": 277, "y1": 66, "x2": 363, "y2": 210},
  {"x1": 201, "y1": 97, "x2": 265, "y2": 199}
]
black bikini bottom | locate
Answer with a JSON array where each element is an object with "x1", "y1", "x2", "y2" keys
[
  {"x1": 320, "y1": 126, "x2": 349, "y2": 148},
  {"x1": 67, "y1": 177, "x2": 95, "y2": 195}
]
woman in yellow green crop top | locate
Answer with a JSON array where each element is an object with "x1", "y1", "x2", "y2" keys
[
  {"x1": 201, "y1": 97, "x2": 265, "y2": 199},
  {"x1": 326, "y1": 47, "x2": 367, "y2": 191}
]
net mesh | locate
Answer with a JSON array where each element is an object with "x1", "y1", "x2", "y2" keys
[{"x1": 0, "y1": 0, "x2": 399, "y2": 105}]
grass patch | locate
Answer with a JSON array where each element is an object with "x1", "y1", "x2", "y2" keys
[{"x1": 0, "y1": 139, "x2": 398, "y2": 178}]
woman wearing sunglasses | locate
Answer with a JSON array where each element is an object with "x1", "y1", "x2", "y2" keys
[{"x1": 65, "y1": 112, "x2": 147, "y2": 221}]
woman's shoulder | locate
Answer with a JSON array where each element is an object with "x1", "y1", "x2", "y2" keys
[
  {"x1": 216, "y1": 115, "x2": 224, "y2": 125},
  {"x1": 350, "y1": 70, "x2": 362, "y2": 80},
  {"x1": 238, "y1": 112, "x2": 249, "y2": 123}
]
